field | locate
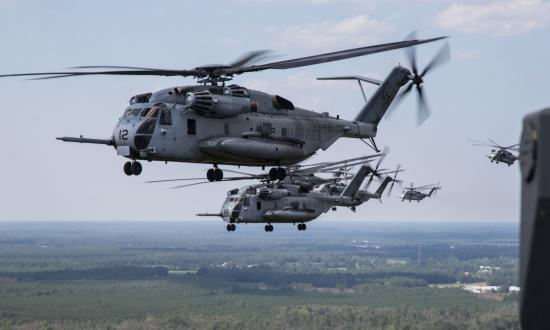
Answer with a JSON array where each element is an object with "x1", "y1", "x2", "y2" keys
[{"x1": 0, "y1": 221, "x2": 519, "y2": 329}]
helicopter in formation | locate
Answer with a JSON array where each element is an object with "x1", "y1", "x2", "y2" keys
[
  {"x1": 0, "y1": 33, "x2": 449, "y2": 181},
  {"x1": 400, "y1": 183, "x2": 441, "y2": 202},
  {"x1": 148, "y1": 154, "x2": 402, "y2": 232},
  {"x1": 469, "y1": 139, "x2": 519, "y2": 166}
]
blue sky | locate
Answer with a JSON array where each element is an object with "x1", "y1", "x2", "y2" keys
[{"x1": 1, "y1": 0, "x2": 549, "y2": 222}]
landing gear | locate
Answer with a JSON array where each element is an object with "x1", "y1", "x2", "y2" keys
[
  {"x1": 207, "y1": 167, "x2": 224, "y2": 182},
  {"x1": 297, "y1": 223, "x2": 307, "y2": 231},
  {"x1": 226, "y1": 223, "x2": 236, "y2": 232},
  {"x1": 124, "y1": 161, "x2": 142, "y2": 176},
  {"x1": 124, "y1": 162, "x2": 132, "y2": 176},
  {"x1": 264, "y1": 224, "x2": 274, "y2": 232},
  {"x1": 268, "y1": 167, "x2": 286, "y2": 181},
  {"x1": 332, "y1": 207, "x2": 337, "y2": 211}
]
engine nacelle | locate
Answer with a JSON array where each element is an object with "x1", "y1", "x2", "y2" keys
[
  {"x1": 186, "y1": 90, "x2": 250, "y2": 118},
  {"x1": 257, "y1": 188, "x2": 290, "y2": 200}
]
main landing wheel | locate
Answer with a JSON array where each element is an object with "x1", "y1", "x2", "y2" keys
[
  {"x1": 123, "y1": 162, "x2": 132, "y2": 176},
  {"x1": 264, "y1": 224, "x2": 273, "y2": 232},
  {"x1": 297, "y1": 223, "x2": 307, "y2": 231},
  {"x1": 268, "y1": 167, "x2": 286, "y2": 181},
  {"x1": 124, "y1": 161, "x2": 142, "y2": 176},
  {"x1": 207, "y1": 168, "x2": 224, "y2": 182}
]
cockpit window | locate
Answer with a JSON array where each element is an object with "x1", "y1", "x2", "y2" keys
[
  {"x1": 159, "y1": 109, "x2": 172, "y2": 126},
  {"x1": 140, "y1": 108, "x2": 151, "y2": 117},
  {"x1": 131, "y1": 108, "x2": 142, "y2": 117},
  {"x1": 123, "y1": 108, "x2": 132, "y2": 118}
]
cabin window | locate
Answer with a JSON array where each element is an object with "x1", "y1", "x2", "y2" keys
[
  {"x1": 224, "y1": 123, "x2": 229, "y2": 135},
  {"x1": 187, "y1": 119, "x2": 196, "y2": 135},
  {"x1": 243, "y1": 197, "x2": 250, "y2": 206},
  {"x1": 159, "y1": 109, "x2": 172, "y2": 126},
  {"x1": 256, "y1": 202, "x2": 262, "y2": 210},
  {"x1": 251, "y1": 101, "x2": 258, "y2": 112},
  {"x1": 282, "y1": 127, "x2": 288, "y2": 137}
]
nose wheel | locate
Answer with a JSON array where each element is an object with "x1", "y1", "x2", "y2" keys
[
  {"x1": 123, "y1": 161, "x2": 142, "y2": 176},
  {"x1": 226, "y1": 223, "x2": 236, "y2": 232},
  {"x1": 207, "y1": 167, "x2": 224, "y2": 182},
  {"x1": 264, "y1": 224, "x2": 274, "y2": 232},
  {"x1": 297, "y1": 223, "x2": 307, "y2": 231}
]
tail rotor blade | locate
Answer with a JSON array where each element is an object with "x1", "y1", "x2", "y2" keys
[
  {"x1": 420, "y1": 42, "x2": 450, "y2": 78},
  {"x1": 416, "y1": 85, "x2": 431, "y2": 125},
  {"x1": 404, "y1": 31, "x2": 419, "y2": 76}
]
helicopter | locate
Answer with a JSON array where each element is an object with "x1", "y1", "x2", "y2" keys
[
  {"x1": 469, "y1": 139, "x2": 519, "y2": 166},
  {"x1": 314, "y1": 150, "x2": 402, "y2": 211},
  {"x1": 198, "y1": 164, "x2": 394, "y2": 232},
  {"x1": 147, "y1": 154, "x2": 400, "y2": 232},
  {"x1": 0, "y1": 33, "x2": 448, "y2": 181},
  {"x1": 400, "y1": 183, "x2": 441, "y2": 202}
]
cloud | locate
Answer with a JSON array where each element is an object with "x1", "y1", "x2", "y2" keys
[
  {"x1": 434, "y1": 0, "x2": 550, "y2": 36},
  {"x1": 273, "y1": 15, "x2": 392, "y2": 49}
]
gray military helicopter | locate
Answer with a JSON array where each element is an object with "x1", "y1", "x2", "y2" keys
[
  {"x1": 400, "y1": 183, "x2": 441, "y2": 202},
  {"x1": 198, "y1": 164, "x2": 399, "y2": 232},
  {"x1": 0, "y1": 33, "x2": 448, "y2": 181},
  {"x1": 469, "y1": 139, "x2": 519, "y2": 166},
  {"x1": 314, "y1": 151, "x2": 402, "y2": 211}
]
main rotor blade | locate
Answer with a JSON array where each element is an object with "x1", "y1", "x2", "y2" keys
[
  {"x1": 170, "y1": 175, "x2": 262, "y2": 189},
  {"x1": 420, "y1": 42, "x2": 450, "y2": 78},
  {"x1": 293, "y1": 154, "x2": 380, "y2": 176},
  {"x1": 229, "y1": 50, "x2": 274, "y2": 68},
  {"x1": 488, "y1": 139, "x2": 504, "y2": 148},
  {"x1": 147, "y1": 175, "x2": 262, "y2": 184},
  {"x1": 502, "y1": 143, "x2": 520, "y2": 150},
  {"x1": 227, "y1": 36, "x2": 448, "y2": 75},
  {"x1": 0, "y1": 69, "x2": 200, "y2": 80},
  {"x1": 71, "y1": 65, "x2": 166, "y2": 70}
]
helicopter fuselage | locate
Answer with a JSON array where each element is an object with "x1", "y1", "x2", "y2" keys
[
  {"x1": 112, "y1": 85, "x2": 377, "y2": 167},
  {"x1": 488, "y1": 149, "x2": 517, "y2": 166}
]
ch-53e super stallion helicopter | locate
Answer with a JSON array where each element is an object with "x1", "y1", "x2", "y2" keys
[
  {"x1": 400, "y1": 183, "x2": 441, "y2": 202},
  {"x1": 469, "y1": 139, "x2": 519, "y2": 166},
  {"x1": 148, "y1": 155, "x2": 401, "y2": 232},
  {"x1": 0, "y1": 32, "x2": 448, "y2": 181}
]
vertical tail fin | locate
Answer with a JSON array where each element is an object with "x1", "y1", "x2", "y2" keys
[
  {"x1": 354, "y1": 66, "x2": 410, "y2": 125},
  {"x1": 340, "y1": 166, "x2": 371, "y2": 198}
]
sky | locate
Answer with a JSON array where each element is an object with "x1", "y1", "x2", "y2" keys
[{"x1": 1, "y1": 0, "x2": 549, "y2": 222}]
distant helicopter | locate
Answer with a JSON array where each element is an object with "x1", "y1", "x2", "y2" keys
[
  {"x1": 469, "y1": 139, "x2": 519, "y2": 166},
  {"x1": 400, "y1": 183, "x2": 440, "y2": 202},
  {"x1": 0, "y1": 33, "x2": 448, "y2": 181}
]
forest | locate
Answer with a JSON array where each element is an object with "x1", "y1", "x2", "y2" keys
[{"x1": 0, "y1": 221, "x2": 519, "y2": 329}]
